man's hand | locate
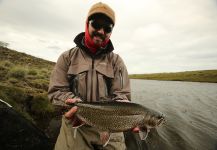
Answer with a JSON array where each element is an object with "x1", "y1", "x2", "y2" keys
[
  {"x1": 65, "y1": 97, "x2": 81, "y2": 105},
  {"x1": 116, "y1": 99, "x2": 140, "y2": 132},
  {"x1": 64, "y1": 105, "x2": 78, "y2": 119},
  {"x1": 132, "y1": 127, "x2": 140, "y2": 132},
  {"x1": 64, "y1": 98, "x2": 83, "y2": 127},
  {"x1": 116, "y1": 99, "x2": 130, "y2": 103}
]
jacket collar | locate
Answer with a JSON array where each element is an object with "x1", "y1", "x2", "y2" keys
[{"x1": 74, "y1": 32, "x2": 114, "y2": 57}]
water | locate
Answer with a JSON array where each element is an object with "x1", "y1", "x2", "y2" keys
[{"x1": 131, "y1": 79, "x2": 217, "y2": 150}]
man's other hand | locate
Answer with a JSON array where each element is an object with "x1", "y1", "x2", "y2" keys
[{"x1": 64, "y1": 98, "x2": 83, "y2": 127}]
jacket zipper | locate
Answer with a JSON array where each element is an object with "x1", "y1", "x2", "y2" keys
[
  {"x1": 119, "y1": 67, "x2": 123, "y2": 89},
  {"x1": 74, "y1": 76, "x2": 79, "y2": 96},
  {"x1": 90, "y1": 58, "x2": 94, "y2": 101},
  {"x1": 104, "y1": 78, "x2": 108, "y2": 97}
]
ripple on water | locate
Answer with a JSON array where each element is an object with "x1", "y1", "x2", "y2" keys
[{"x1": 131, "y1": 79, "x2": 217, "y2": 150}]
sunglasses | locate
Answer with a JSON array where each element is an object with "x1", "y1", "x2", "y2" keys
[{"x1": 89, "y1": 20, "x2": 113, "y2": 33}]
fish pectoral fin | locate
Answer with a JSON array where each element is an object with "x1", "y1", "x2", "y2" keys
[
  {"x1": 72, "y1": 116, "x2": 85, "y2": 139},
  {"x1": 99, "y1": 131, "x2": 111, "y2": 147},
  {"x1": 139, "y1": 127, "x2": 150, "y2": 140},
  {"x1": 72, "y1": 123, "x2": 85, "y2": 139}
]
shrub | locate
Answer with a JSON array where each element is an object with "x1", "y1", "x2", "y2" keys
[
  {"x1": 0, "y1": 65, "x2": 9, "y2": 81},
  {"x1": 8, "y1": 78, "x2": 19, "y2": 84},
  {"x1": 29, "y1": 79, "x2": 49, "y2": 90},
  {"x1": 2, "y1": 60, "x2": 13, "y2": 68},
  {"x1": 0, "y1": 61, "x2": 13, "y2": 72},
  {"x1": 28, "y1": 69, "x2": 38, "y2": 76},
  {"x1": 9, "y1": 67, "x2": 27, "y2": 79},
  {"x1": 31, "y1": 94, "x2": 54, "y2": 115}
]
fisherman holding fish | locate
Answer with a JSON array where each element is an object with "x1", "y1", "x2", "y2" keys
[
  {"x1": 48, "y1": 2, "x2": 166, "y2": 149},
  {"x1": 48, "y1": 2, "x2": 132, "y2": 150}
]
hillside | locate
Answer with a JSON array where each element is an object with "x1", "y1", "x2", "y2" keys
[{"x1": 0, "y1": 46, "x2": 56, "y2": 129}]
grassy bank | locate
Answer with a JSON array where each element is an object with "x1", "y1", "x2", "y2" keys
[
  {"x1": 129, "y1": 70, "x2": 217, "y2": 83},
  {"x1": 0, "y1": 46, "x2": 56, "y2": 129}
]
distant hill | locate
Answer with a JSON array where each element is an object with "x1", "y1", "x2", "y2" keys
[
  {"x1": 129, "y1": 70, "x2": 217, "y2": 83},
  {"x1": 0, "y1": 46, "x2": 56, "y2": 129}
]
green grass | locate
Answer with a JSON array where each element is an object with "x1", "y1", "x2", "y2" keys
[
  {"x1": 0, "y1": 46, "x2": 56, "y2": 129},
  {"x1": 129, "y1": 70, "x2": 217, "y2": 83}
]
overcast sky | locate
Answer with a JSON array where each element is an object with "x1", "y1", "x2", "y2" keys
[{"x1": 0, "y1": 0, "x2": 217, "y2": 74}]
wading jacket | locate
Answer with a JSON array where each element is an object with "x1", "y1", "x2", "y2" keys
[{"x1": 48, "y1": 33, "x2": 131, "y2": 106}]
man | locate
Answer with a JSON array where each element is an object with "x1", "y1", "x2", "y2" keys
[{"x1": 48, "y1": 2, "x2": 131, "y2": 150}]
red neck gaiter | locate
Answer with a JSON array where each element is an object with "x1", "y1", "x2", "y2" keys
[{"x1": 84, "y1": 22, "x2": 110, "y2": 54}]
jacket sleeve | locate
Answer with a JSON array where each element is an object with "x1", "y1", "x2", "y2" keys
[
  {"x1": 111, "y1": 54, "x2": 131, "y2": 101},
  {"x1": 48, "y1": 50, "x2": 75, "y2": 106}
]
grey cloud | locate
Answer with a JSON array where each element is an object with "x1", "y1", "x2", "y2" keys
[
  {"x1": 1, "y1": 0, "x2": 217, "y2": 73},
  {"x1": 0, "y1": 0, "x2": 86, "y2": 35},
  {"x1": 47, "y1": 46, "x2": 61, "y2": 50}
]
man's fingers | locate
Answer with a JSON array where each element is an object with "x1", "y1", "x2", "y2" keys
[
  {"x1": 64, "y1": 106, "x2": 78, "y2": 119},
  {"x1": 65, "y1": 98, "x2": 82, "y2": 104},
  {"x1": 132, "y1": 127, "x2": 140, "y2": 132},
  {"x1": 116, "y1": 99, "x2": 130, "y2": 103},
  {"x1": 64, "y1": 97, "x2": 81, "y2": 120},
  {"x1": 65, "y1": 98, "x2": 77, "y2": 104}
]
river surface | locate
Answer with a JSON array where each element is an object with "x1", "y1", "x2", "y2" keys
[{"x1": 131, "y1": 79, "x2": 217, "y2": 150}]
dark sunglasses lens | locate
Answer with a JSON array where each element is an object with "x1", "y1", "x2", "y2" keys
[
  {"x1": 90, "y1": 21, "x2": 101, "y2": 30},
  {"x1": 90, "y1": 20, "x2": 113, "y2": 33},
  {"x1": 103, "y1": 26, "x2": 112, "y2": 33}
]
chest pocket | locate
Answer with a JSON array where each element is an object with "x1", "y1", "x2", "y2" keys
[
  {"x1": 95, "y1": 63, "x2": 114, "y2": 100},
  {"x1": 67, "y1": 63, "x2": 89, "y2": 100}
]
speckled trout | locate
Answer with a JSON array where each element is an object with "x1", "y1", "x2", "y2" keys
[{"x1": 69, "y1": 101, "x2": 165, "y2": 137}]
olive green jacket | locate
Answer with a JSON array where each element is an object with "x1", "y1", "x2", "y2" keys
[{"x1": 48, "y1": 33, "x2": 131, "y2": 106}]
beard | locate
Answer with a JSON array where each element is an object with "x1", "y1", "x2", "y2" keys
[{"x1": 92, "y1": 31, "x2": 106, "y2": 41}]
